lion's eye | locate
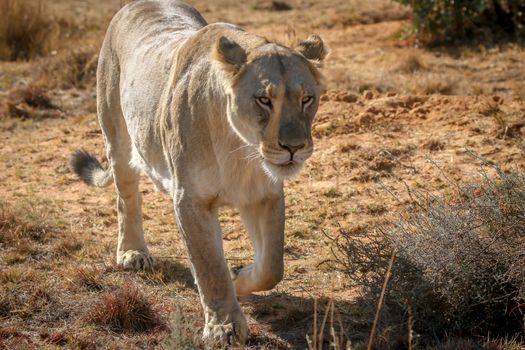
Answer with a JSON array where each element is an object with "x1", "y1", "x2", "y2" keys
[
  {"x1": 302, "y1": 96, "x2": 314, "y2": 106},
  {"x1": 256, "y1": 96, "x2": 272, "y2": 108}
]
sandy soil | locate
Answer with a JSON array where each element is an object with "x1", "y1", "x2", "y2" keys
[{"x1": 1, "y1": 0, "x2": 524, "y2": 348}]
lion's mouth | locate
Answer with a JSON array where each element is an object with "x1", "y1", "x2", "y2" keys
[
  {"x1": 261, "y1": 157, "x2": 304, "y2": 180},
  {"x1": 279, "y1": 160, "x2": 298, "y2": 166}
]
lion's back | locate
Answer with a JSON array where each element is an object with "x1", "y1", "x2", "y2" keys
[
  {"x1": 110, "y1": 0, "x2": 207, "y2": 48},
  {"x1": 99, "y1": 0, "x2": 206, "y2": 138},
  {"x1": 95, "y1": 0, "x2": 208, "y2": 183},
  {"x1": 106, "y1": 0, "x2": 206, "y2": 75}
]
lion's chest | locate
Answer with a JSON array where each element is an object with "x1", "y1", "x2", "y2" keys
[{"x1": 215, "y1": 158, "x2": 280, "y2": 208}]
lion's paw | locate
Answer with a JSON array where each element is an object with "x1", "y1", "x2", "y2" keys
[
  {"x1": 117, "y1": 250, "x2": 155, "y2": 271},
  {"x1": 203, "y1": 311, "x2": 248, "y2": 346}
]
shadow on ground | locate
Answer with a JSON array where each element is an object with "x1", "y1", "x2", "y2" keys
[
  {"x1": 140, "y1": 257, "x2": 196, "y2": 289},
  {"x1": 243, "y1": 292, "x2": 357, "y2": 349}
]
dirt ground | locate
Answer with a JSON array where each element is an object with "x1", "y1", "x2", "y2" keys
[{"x1": 1, "y1": 0, "x2": 524, "y2": 349}]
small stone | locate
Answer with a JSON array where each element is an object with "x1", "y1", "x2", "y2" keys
[
  {"x1": 363, "y1": 90, "x2": 374, "y2": 100},
  {"x1": 338, "y1": 92, "x2": 358, "y2": 103},
  {"x1": 314, "y1": 121, "x2": 332, "y2": 134},
  {"x1": 358, "y1": 112, "x2": 375, "y2": 126}
]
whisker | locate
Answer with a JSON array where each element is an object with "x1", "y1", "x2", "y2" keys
[
  {"x1": 229, "y1": 143, "x2": 255, "y2": 154},
  {"x1": 252, "y1": 157, "x2": 265, "y2": 167},
  {"x1": 243, "y1": 151, "x2": 262, "y2": 161}
]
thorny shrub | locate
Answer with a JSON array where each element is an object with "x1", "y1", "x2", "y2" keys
[{"x1": 332, "y1": 159, "x2": 525, "y2": 348}]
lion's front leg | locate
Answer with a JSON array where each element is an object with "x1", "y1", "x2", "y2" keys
[
  {"x1": 233, "y1": 194, "x2": 285, "y2": 296},
  {"x1": 174, "y1": 193, "x2": 248, "y2": 345}
]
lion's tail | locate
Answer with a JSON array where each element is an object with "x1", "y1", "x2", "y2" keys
[{"x1": 70, "y1": 149, "x2": 114, "y2": 188}]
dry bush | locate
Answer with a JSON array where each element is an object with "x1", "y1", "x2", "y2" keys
[
  {"x1": 3, "y1": 85, "x2": 63, "y2": 120},
  {"x1": 84, "y1": 283, "x2": 165, "y2": 333},
  {"x1": 393, "y1": 51, "x2": 427, "y2": 73},
  {"x1": 1, "y1": 47, "x2": 99, "y2": 119},
  {"x1": 11, "y1": 85, "x2": 55, "y2": 110},
  {"x1": 407, "y1": 73, "x2": 457, "y2": 95},
  {"x1": 0, "y1": 0, "x2": 60, "y2": 60},
  {"x1": 332, "y1": 160, "x2": 525, "y2": 348},
  {"x1": 397, "y1": 0, "x2": 525, "y2": 42},
  {"x1": 33, "y1": 46, "x2": 99, "y2": 90}
]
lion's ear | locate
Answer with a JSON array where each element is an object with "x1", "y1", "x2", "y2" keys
[
  {"x1": 213, "y1": 36, "x2": 247, "y2": 72},
  {"x1": 295, "y1": 35, "x2": 328, "y2": 62}
]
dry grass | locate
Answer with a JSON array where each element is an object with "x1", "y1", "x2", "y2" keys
[
  {"x1": 393, "y1": 51, "x2": 427, "y2": 73},
  {"x1": 0, "y1": 197, "x2": 173, "y2": 348},
  {"x1": 0, "y1": 0, "x2": 92, "y2": 62},
  {"x1": 366, "y1": 249, "x2": 395, "y2": 350},
  {"x1": 476, "y1": 98, "x2": 525, "y2": 140},
  {"x1": 307, "y1": 299, "x2": 352, "y2": 350},
  {"x1": 72, "y1": 267, "x2": 106, "y2": 292},
  {"x1": 407, "y1": 72, "x2": 457, "y2": 95},
  {"x1": 0, "y1": 0, "x2": 60, "y2": 60},
  {"x1": 427, "y1": 337, "x2": 525, "y2": 350},
  {"x1": 162, "y1": 307, "x2": 205, "y2": 349},
  {"x1": 52, "y1": 235, "x2": 83, "y2": 256},
  {"x1": 0, "y1": 326, "x2": 25, "y2": 340},
  {"x1": 0, "y1": 201, "x2": 54, "y2": 245},
  {"x1": 0, "y1": 266, "x2": 36, "y2": 285},
  {"x1": 0, "y1": 268, "x2": 54, "y2": 320},
  {"x1": 83, "y1": 283, "x2": 166, "y2": 333}
]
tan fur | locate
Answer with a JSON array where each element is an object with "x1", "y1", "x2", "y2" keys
[{"x1": 83, "y1": 0, "x2": 326, "y2": 344}]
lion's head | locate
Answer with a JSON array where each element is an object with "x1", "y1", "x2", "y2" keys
[{"x1": 213, "y1": 34, "x2": 328, "y2": 180}]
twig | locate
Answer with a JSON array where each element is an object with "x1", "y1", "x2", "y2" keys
[
  {"x1": 318, "y1": 299, "x2": 332, "y2": 350},
  {"x1": 313, "y1": 299, "x2": 318, "y2": 349},
  {"x1": 408, "y1": 305, "x2": 414, "y2": 350},
  {"x1": 367, "y1": 248, "x2": 396, "y2": 350},
  {"x1": 330, "y1": 300, "x2": 335, "y2": 349},
  {"x1": 336, "y1": 305, "x2": 349, "y2": 349}
]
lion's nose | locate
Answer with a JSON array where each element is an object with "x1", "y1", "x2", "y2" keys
[{"x1": 278, "y1": 141, "x2": 305, "y2": 155}]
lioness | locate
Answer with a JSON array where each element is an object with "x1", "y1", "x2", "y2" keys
[{"x1": 70, "y1": 0, "x2": 327, "y2": 344}]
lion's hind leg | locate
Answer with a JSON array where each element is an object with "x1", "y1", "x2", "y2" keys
[
  {"x1": 100, "y1": 123, "x2": 154, "y2": 271},
  {"x1": 99, "y1": 114, "x2": 154, "y2": 270},
  {"x1": 96, "y1": 41, "x2": 153, "y2": 271}
]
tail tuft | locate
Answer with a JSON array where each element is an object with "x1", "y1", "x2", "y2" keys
[{"x1": 70, "y1": 149, "x2": 113, "y2": 187}]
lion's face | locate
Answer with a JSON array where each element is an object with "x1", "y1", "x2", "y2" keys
[{"x1": 214, "y1": 35, "x2": 327, "y2": 180}]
